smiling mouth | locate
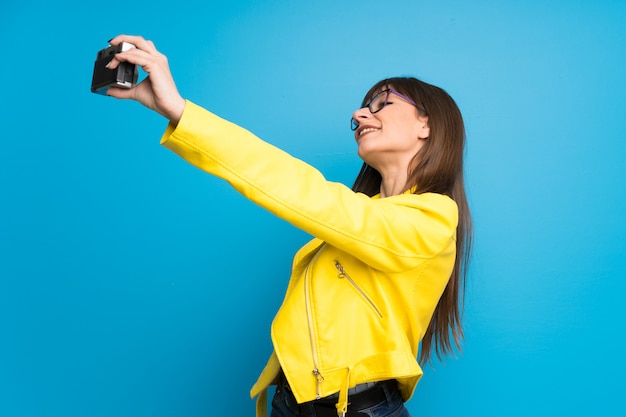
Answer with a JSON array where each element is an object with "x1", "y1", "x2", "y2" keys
[{"x1": 359, "y1": 127, "x2": 379, "y2": 136}]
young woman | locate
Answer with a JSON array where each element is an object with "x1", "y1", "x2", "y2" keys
[{"x1": 106, "y1": 34, "x2": 472, "y2": 417}]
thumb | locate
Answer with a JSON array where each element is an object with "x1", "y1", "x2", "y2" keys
[{"x1": 106, "y1": 86, "x2": 134, "y2": 100}]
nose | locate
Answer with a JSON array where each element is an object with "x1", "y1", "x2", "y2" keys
[
  {"x1": 352, "y1": 106, "x2": 372, "y2": 121},
  {"x1": 351, "y1": 106, "x2": 372, "y2": 130}
]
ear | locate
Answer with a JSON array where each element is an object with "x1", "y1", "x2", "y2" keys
[{"x1": 416, "y1": 116, "x2": 430, "y2": 139}]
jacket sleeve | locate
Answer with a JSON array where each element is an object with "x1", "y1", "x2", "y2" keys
[{"x1": 160, "y1": 101, "x2": 458, "y2": 272}]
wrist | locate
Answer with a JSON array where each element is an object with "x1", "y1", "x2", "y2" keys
[{"x1": 164, "y1": 97, "x2": 186, "y2": 125}]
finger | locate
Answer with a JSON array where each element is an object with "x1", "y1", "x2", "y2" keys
[
  {"x1": 109, "y1": 34, "x2": 157, "y2": 54},
  {"x1": 106, "y1": 86, "x2": 134, "y2": 100},
  {"x1": 105, "y1": 56, "x2": 120, "y2": 70},
  {"x1": 112, "y1": 46, "x2": 153, "y2": 63},
  {"x1": 105, "y1": 35, "x2": 151, "y2": 71},
  {"x1": 104, "y1": 50, "x2": 146, "y2": 70}
]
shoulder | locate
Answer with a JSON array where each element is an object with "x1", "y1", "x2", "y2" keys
[{"x1": 383, "y1": 192, "x2": 458, "y2": 223}]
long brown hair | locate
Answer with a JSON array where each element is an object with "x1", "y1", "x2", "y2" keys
[{"x1": 352, "y1": 77, "x2": 472, "y2": 365}]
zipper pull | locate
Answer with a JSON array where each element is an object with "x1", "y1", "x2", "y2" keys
[
  {"x1": 312, "y1": 368, "x2": 324, "y2": 382},
  {"x1": 334, "y1": 260, "x2": 345, "y2": 278},
  {"x1": 312, "y1": 368, "x2": 324, "y2": 399}
]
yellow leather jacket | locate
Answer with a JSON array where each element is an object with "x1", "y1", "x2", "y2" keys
[{"x1": 161, "y1": 102, "x2": 458, "y2": 417}]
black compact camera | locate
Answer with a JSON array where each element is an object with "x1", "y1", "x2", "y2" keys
[{"x1": 91, "y1": 42, "x2": 138, "y2": 95}]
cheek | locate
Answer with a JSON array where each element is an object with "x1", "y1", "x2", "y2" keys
[
  {"x1": 390, "y1": 122, "x2": 420, "y2": 144},
  {"x1": 391, "y1": 112, "x2": 421, "y2": 135}
]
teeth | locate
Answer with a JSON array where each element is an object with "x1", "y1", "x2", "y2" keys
[{"x1": 359, "y1": 127, "x2": 379, "y2": 136}]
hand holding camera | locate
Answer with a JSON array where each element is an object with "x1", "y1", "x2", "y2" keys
[
  {"x1": 91, "y1": 42, "x2": 138, "y2": 95},
  {"x1": 92, "y1": 35, "x2": 186, "y2": 124}
]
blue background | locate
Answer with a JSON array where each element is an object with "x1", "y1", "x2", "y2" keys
[{"x1": 1, "y1": 1, "x2": 625, "y2": 416}]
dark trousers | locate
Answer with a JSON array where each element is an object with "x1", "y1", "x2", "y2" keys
[{"x1": 270, "y1": 377, "x2": 412, "y2": 417}]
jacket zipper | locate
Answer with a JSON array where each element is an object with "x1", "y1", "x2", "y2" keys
[
  {"x1": 305, "y1": 248, "x2": 325, "y2": 399},
  {"x1": 334, "y1": 260, "x2": 383, "y2": 318}
]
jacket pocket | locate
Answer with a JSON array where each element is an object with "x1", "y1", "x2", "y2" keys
[{"x1": 334, "y1": 260, "x2": 383, "y2": 319}]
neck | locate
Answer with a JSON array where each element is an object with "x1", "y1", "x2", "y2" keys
[{"x1": 379, "y1": 174, "x2": 409, "y2": 198}]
